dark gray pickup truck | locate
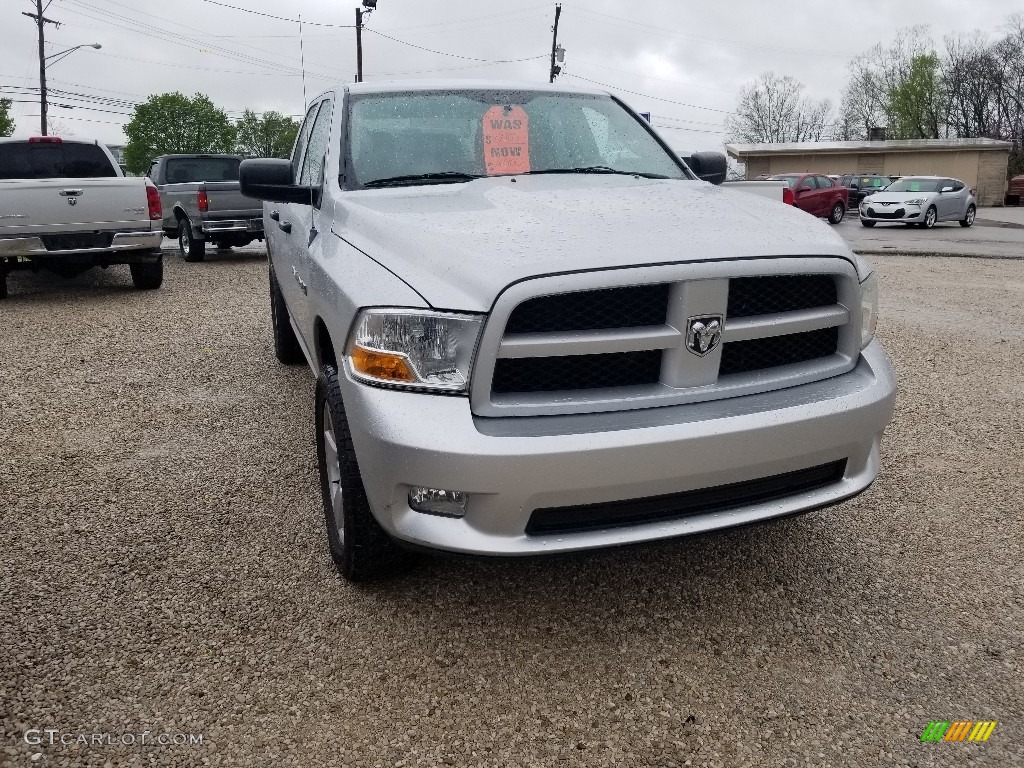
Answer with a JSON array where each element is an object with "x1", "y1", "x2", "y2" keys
[{"x1": 148, "y1": 154, "x2": 264, "y2": 262}]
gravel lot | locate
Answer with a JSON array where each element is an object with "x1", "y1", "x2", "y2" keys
[{"x1": 2, "y1": 251, "x2": 1022, "y2": 767}]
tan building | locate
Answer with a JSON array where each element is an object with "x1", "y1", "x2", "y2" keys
[{"x1": 726, "y1": 138, "x2": 1012, "y2": 206}]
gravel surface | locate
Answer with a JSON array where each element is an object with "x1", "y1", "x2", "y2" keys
[{"x1": 2, "y1": 252, "x2": 1022, "y2": 767}]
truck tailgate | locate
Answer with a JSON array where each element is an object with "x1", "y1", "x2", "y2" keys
[
  {"x1": 0, "y1": 178, "x2": 152, "y2": 237},
  {"x1": 202, "y1": 181, "x2": 261, "y2": 218}
]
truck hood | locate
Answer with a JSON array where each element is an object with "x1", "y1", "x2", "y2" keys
[{"x1": 331, "y1": 175, "x2": 862, "y2": 313}]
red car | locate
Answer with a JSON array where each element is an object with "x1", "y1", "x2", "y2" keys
[{"x1": 769, "y1": 173, "x2": 849, "y2": 224}]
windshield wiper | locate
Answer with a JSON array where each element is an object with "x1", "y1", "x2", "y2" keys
[
  {"x1": 363, "y1": 172, "x2": 483, "y2": 188},
  {"x1": 523, "y1": 166, "x2": 671, "y2": 179}
]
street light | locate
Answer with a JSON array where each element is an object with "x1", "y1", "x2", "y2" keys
[{"x1": 39, "y1": 43, "x2": 102, "y2": 135}]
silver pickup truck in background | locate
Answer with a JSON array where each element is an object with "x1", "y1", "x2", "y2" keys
[
  {"x1": 240, "y1": 80, "x2": 896, "y2": 582},
  {"x1": 148, "y1": 154, "x2": 264, "y2": 262},
  {"x1": 0, "y1": 136, "x2": 164, "y2": 299}
]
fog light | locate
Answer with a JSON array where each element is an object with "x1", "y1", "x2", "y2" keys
[{"x1": 408, "y1": 487, "x2": 468, "y2": 517}]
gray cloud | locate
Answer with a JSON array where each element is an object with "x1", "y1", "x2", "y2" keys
[{"x1": 2, "y1": 0, "x2": 1014, "y2": 152}]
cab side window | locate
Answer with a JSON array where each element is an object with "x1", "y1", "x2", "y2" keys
[
  {"x1": 292, "y1": 103, "x2": 321, "y2": 184},
  {"x1": 299, "y1": 99, "x2": 334, "y2": 187},
  {"x1": 801, "y1": 176, "x2": 818, "y2": 190},
  {"x1": 816, "y1": 176, "x2": 833, "y2": 188}
]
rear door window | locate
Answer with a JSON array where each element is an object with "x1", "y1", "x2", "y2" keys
[{"x1": 0, "y1": 141, "x2": 117, "y2": 180}]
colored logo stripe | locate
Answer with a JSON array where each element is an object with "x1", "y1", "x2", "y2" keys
[
  {"x1": 920, "y1": 721, "x2": 997, "y2": 742},
  {"x1": 968, "y1": 722, "x2": 997, "y2": 742},
  {"x1": 944, "y1": 721, "x2": 972, "y2": 741}
]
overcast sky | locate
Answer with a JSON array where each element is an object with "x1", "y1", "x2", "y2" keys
[{"x1": 2, "y1": 0, "x2": 1017, "y2": 152}]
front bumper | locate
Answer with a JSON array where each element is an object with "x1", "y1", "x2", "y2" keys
[
  {"x1": 343, "y1": 341, "x2": 897, "y2": 556},
  {"x1": 859, "y1": 202, "x2": 925, "y2": 222},
  {"x1": 0, "y1": 231, "x2": 162, "y2": 258}
]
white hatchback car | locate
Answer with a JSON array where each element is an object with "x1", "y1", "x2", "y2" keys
[{"x1": 859, "y1": 176, "x2": 977, "y2": 229}]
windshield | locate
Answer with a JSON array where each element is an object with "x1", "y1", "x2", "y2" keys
[
  {"x1": 884, "y1": 178, "x2": 941, "y2": 193},
  {"x1": 345, "y1": 90, "x2": 687, "y2": 188},
  {"x1": 0, "y1": 141, "x2": 117, "y2": 180},
  {"x1": 165, "y1": 157, "x2": 240, "y2": 183}
]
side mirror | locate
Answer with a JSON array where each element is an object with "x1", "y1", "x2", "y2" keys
[
  {"x1": 682, "y1": 151, "x2": 727, "y2": 185},
  {"x1": 798, "y1": 185, "x2": 813, "y2": 193},
  {"x1": 240, "y1": 158, "x2": 315, "y2": 204}
]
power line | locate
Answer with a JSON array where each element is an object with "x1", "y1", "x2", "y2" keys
[
  {"x1": 564, "y1": 73, "x2": 734, "y2": 114},
  {"x1": 365, "y1": 29, "x2": 547, "y2": 63},
  {"x1": 200, "y1": 0, "x2": 354, "y2": 28}
]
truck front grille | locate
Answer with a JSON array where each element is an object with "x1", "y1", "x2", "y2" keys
[
  {"x1": 40, "y1": 232, "x2": 114, "y2": 251},
  {"x1": 474, "y1": 261, "x2": 858, "y2": 417},
  {"x1": 505, "y1": 284, "x2": 670, "y2": 333},
  {"x1": 493, "y1": 350, "x2": 662, "y2": 393},
  {"x1": 719, "y1": 327, "x2": 839, "y2": 377},
  {"x1": 727, "y1": 275, "x2": 837, "y2": 317}
]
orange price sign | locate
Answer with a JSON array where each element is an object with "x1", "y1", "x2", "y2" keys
[{"x1": 482, "y1": 105, "x2": 530, "y2": 175}]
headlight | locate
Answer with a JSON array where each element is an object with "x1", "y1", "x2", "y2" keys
[
  {"x1": 346, "y1": 309, "x2": 483, "y2": 393},
  {"x1": 905, "y1": 198, "x2": 927, "y2": 205},
  {"x1": 860, "y1": 273, "x2": 878, "y2": 349}
]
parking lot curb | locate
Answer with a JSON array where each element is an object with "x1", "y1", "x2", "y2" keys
[{"x1": 853, "y1": 248, "x2": 1023, "y2": 260}]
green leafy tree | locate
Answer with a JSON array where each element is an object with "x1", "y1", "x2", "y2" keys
[
  {"x1": 123, "y1": 92, "x2": 236, "y2": 174},
  {"x1": 0, "y1": 98, "x2": 14, "y2": 137},
  {"x1": 887, "y1": 53, "x2": 944, "y2": 139},
  {"x1": 235, "y1": 110, "x2": 299, "y2": 158}
]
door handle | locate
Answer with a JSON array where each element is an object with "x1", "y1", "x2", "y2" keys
[
  {"x1": 269, "y1": 209, "x2": 280, "y2": 221},
  {"x1": 279, "y1": 221, "x2": 292, "y2": 233}
]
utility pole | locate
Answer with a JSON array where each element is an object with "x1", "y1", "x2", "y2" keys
[
  {"x1": 548, "y1": 3, "x2": 562, "y2": 83},
  {"x1": 22, "y1": 0, "x2": 60, "y2": 135},
  {"x1": 355, "y1": 7, "x2": 363, "y2": 83}
]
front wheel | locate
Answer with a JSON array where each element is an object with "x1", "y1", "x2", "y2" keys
[
  {"x1": 920, "y1": 206, "x2": 938, "y2": 229},
  {"x1": 178, "y1": 217, "x2": 205, "y2": 262},
  {"x1": 316, "y1": 364, "x2": 410, "y2": 581},
  {"x1": 960, "y1": 204, "x2": 976, "y2": 228},
  {"x1": 828, "y1": 202, "x2": 845, "y2": 224},
  {"x1": 129, "y1": 255, "x2": 163, "y2": 290},
  {"x1": 860, "y1": 220, "x2": 876, "y2": 228}
]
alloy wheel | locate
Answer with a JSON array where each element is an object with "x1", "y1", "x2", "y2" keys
[{"x1": 322, "y1": 403, "x2": 344, "y2": 546}]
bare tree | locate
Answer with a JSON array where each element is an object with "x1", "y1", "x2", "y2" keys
[
  {"x1": 726, "y1": 72, "x2": 833, "y2": 144},
  {"x1": 942, "y1": 32, "x2": 1002, "y2": 139}
]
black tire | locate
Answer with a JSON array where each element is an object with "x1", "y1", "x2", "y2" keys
[
  {"x1": 860, "y1": 220, "x2": 876, "y2": 228},
  {"x1": 960, "y1": 204, "x2": 976, "y2": 228},
  {"x1": 129, "y1": 255, "x2": 163, "y2": 290},
  {"x1": 178, "y1": 216, "x2": 205, "y2": 262},
  {"x1": 0, "y1": 272, "x2": 7, "y2": 300},
  {"x1": 269, "y1": 264, "x2": 305, "y2": 365},
  {"x1": 920, "y1": 206, "x2": 938, "y2": 229},
  {"x1": 316, "y1": 364, "x2": 410, "y2": 581},
  {"x1": 828, "y1": 202, "x2": 845, "y2": 224}
]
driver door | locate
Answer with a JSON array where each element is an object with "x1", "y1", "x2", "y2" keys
[{"x1": 281, "y1": 97, "x2": 334, "y2": 345}]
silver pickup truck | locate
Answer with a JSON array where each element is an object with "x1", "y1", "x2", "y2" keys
[
  {"x1": 240, "y1": 80, "x2": 896, "y2": 581},
  {"x1": 148, "y1": 154, "x2": 264, "y2": 262},
  {"x1": 0, "y1": 136, "x2": 164, "y2": 299}
]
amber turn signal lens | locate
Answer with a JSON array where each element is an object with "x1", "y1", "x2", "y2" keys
[{"x1": 350, "y1": 346, "x2": 415, "y2": 382}]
